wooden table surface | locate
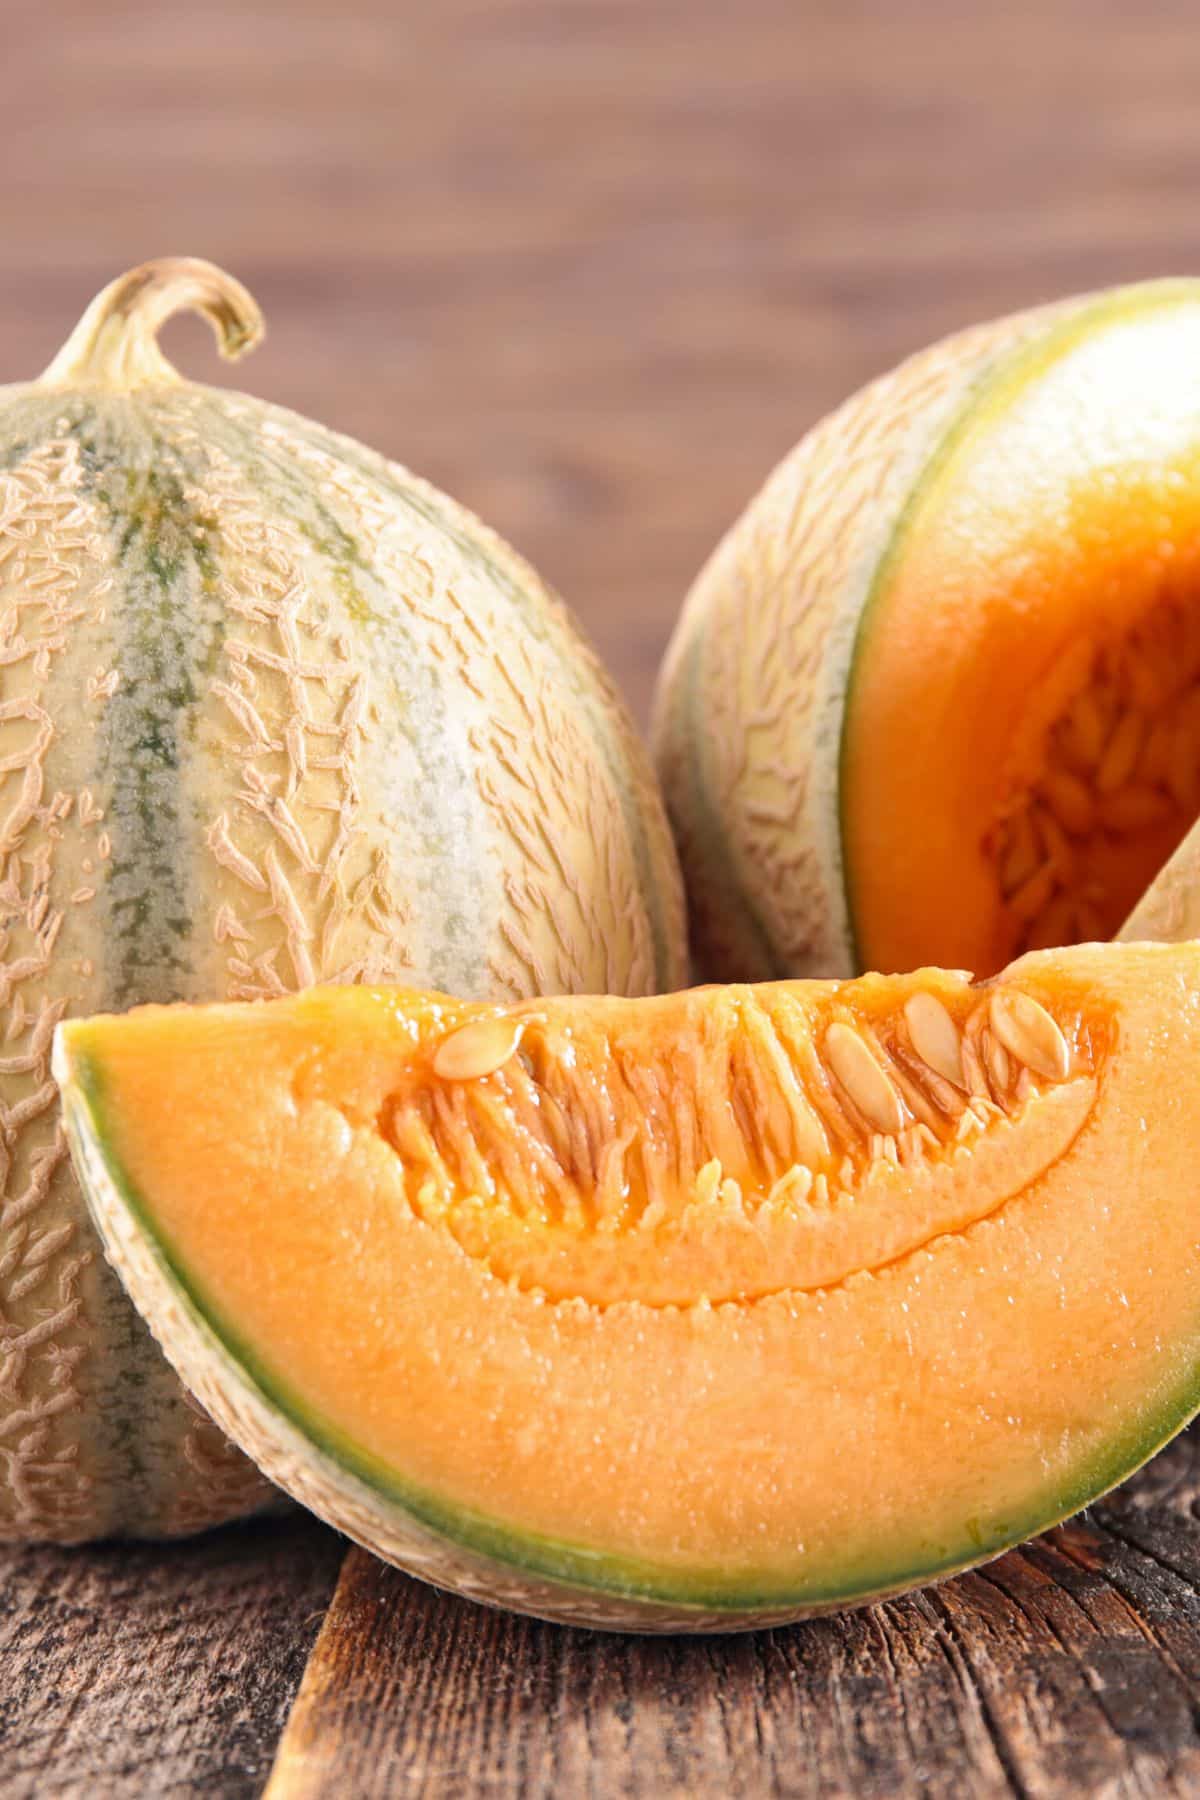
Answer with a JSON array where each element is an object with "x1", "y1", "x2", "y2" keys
[{"x1": 6, "y1": 1, "x2": 1200, "y2": 1793}]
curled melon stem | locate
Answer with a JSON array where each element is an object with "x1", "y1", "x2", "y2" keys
[{"x1": 38, "y1": 256, "x2": 265, "y2": 390}]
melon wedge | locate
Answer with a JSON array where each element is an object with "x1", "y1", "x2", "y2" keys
[{"x1": 53, "y1": 942, "x2": 1200, "y2": 1631}]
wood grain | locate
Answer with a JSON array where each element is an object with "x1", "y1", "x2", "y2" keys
[
  {"x1": 266, "y1": 1432, "x2": 1200, "y2": 1799},
  {"x1": 0, "y1": 1512, "x2": 344, "y2": 1799}
]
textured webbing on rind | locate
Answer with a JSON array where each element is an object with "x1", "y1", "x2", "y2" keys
[
  {"x1": 653, "y1": 297, "x2": 1077, "y2": 980},
  {"x1": 0, "y1": 429, "x2": 276, "y2": 1540},
  {"x1": 0, "y1": 439, "x2": 107, "y2": 1536},
  {"x1": 0, "y1": 363, "x2": 685, "y2": 1541},
  {"x1": 230, "y1": 398, "x2": 686, "y2": 998}
]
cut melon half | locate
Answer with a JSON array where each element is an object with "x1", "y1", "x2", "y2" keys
[
  {"x1": 53, "y1": 942, "x2": 1200, "y2": 1630},
  {"x1": 655, "y1": 281, "x2": 1200, "y2": 980}
]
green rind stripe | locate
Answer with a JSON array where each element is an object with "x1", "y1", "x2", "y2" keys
[
  {"x1": 232, "y1": 402, "x2": 683, "y2": 994},
  {"x1": 211, "y1": 429, "x2": 497, "y2": 1000},
  {"x1": 85, "y1": 435, "x2": 226, "y2": 1007},
  {"x1": 63, "y1": 1038, "x2": 1200, "y2": 1620},
  {"x1": 11, "y1": 401, "x2": 235, "y2": 1527}
]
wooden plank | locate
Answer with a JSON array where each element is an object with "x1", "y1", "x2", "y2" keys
[
  {"x1": 0, "y1": 1512, "x2": 344, "y2": 1800},
  {"x1": 266, "y1": 1424, "x2": 1200, "y2": 1799}
]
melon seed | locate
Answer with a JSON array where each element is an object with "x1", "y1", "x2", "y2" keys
[
  {"x1": 1063, "y1": 687, "x2": 1108, "y2": 768},
  {"x1": 1095, "y1": 709, "x2": 1146, "y2": 795},
  {"x1": 983, "y1": 1031, "x2": 1010, "y2": 1097},
  {"x1": 1041, "y1": 768, "x2": 1094, "y2": 837},
  {"x1": 1031, "y1": 804, "x2": 1075, "y2": 880},
  {"x1": 1138, "y1": 717, "x2": 1172, "y2": 785},
  {"x1": 824, "y1": 1023, "x2": 905, "y2": 1136},
  {"x1": 988, "y1": 992, "x2": 1069, "y2": 1082},
  {"x1": 903, "y1": 992, "x2": 965, "y2": 1090},
  {"x1": 997, "y1": 810, "x2": 1039, "y2": 896},
  {"x1": 1098, "y1": 784, "x2": 1172, "y2": 832},
  {"x1": 1007, "y1": 860, "x2": 1058, "y2": 925},
  {"x1": 433, "y1": 1014, "x2": 527, "y2": 1082}
]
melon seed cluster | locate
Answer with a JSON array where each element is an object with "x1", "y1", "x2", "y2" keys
[
  {"x1": 809, "y1": 986, "x2": 1079, "y2": 1196},
  {"x1": 989, "y1": 593, "x2": 1200, "y2": 953},
  {"x1": 396, "y1": 981, "x2": 1085, "y2": 1237}
]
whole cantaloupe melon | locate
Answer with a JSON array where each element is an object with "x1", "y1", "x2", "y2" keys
[
  {"x1": 654, "y1": 282, "x2": 1200, "y2": 982},
  {"x1": 0, "y1": 257, "x2": 685, "y2": 1541}
]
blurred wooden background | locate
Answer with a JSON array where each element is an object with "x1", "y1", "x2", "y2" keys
[
  {"x1": 8, "y1": 1, "x2": 1200, "y2": 1794},
  {"x1": 6, "y1": 0, "x2": 1200, "y2": 726}
]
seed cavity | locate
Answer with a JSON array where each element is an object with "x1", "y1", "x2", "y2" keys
[
  {"x1": 824, "y1": 1022, "x2": 905, "y2": 1136},
  {"x1": 382, "y1": 977, "x2": 1097, "y2": 1313},
  {"x1": 988, "y1": 992, "x2": 1070, "y2": 1082},
  {"x1": 988, "y1": 593, "x2": 1200, "y2": 955},
  {"x1": 903, "y1": 992, "x2": 965, "y2": 1089},
  {"x1": 433, "y1": 1014, "x2": 527, "y2": 1082}
]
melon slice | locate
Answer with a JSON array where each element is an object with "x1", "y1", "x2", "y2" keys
[{"x1": 53, "y1": 942, "x2": 1200, "y2": 1631}]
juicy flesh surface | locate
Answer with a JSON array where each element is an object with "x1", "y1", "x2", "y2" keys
[
  {"x1": 62, "y1": 942, "x2": 1200, "y2": 1602},
  {"x1": 844, "y1": 292, "x2": 1200, "y2": 978}
]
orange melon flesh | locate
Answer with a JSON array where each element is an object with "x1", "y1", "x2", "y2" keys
[
  {"x1": 844, "y1": 289, "x2": 1200, "y2": 977},
  {"x1": 54, "y1": 941, "x2": 1200, "y2": 1626}
]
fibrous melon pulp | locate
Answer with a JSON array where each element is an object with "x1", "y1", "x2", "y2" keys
[
  {"x1": 0, "y1": 259, "x2": 685, "y2": 1542},
  {"x1": 55, "y1": 940, "x2": 1200, "y2": 1629},
  {"x1": 655, "y1": 281, "x2": 1200, "y2": 980}
]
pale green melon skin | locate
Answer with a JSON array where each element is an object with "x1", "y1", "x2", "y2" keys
[
  {"x1": 0, "y1": 375, "x2": 685, "y2": 1542},
  {"x1": 652, "y1": 282, "x2": 1200, "y2": 981}
]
